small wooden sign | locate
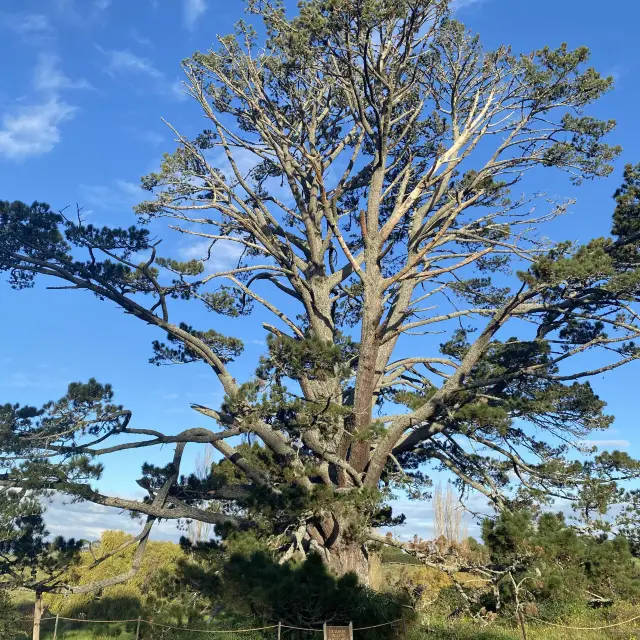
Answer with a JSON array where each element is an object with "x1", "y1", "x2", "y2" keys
[{"x1": 323, "y1": 622, "x2": 353, "y2": 640}]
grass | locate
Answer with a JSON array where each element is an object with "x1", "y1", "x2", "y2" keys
[
  {"x1": 11, "y1": 562, "x2": 640, "y2": 640},
  {"x1": 40, "y1": 633, "x2": 132, "y2": 640},
  {"x1": 23, "y1": 620, "x2": 640, "y2": 640},
  {"x1": 416, "y1": 605, "x2": 640, "y2": 640},
  {"x1": 10, "y1": 588, "x2": 35, "y2": 607},
  {"x1": 418, "y1": 622, "x2": 640, "y2": 640},
  {"x1": 19, "y1": 607, "x2": 640, "y2": 640}
]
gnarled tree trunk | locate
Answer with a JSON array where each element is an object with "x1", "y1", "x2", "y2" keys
[
  {"x1": 308, "y1": 515, "x2": 370, "y2": 585},
  {"x1": 323, "y1": 540, "x2": 370, "y2": 585}
]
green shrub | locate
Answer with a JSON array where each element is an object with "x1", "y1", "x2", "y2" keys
[
  {"x1": 0, "y1": 589, "x2": 20, "y2": 640},
  {"x1": 482, "y1": 511, "x2": 640, "y2": 615}
]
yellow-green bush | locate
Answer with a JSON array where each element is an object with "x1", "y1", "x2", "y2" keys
[{"x1": 45, "y1": 530, "x2": 185, "y2": 619}]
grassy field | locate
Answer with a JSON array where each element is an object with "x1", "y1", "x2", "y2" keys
[
  {"x1": 16, "y1": 608, "x2": 640, "y2": 640},
  {"x1": 416, "y1": 615, "x2": 640, "y2": 640},
  {"x1": 19, "y1": 621, "x2": 640, "y2": 640},
  {"x1": 12, "y1": 560, "x2": 639, "y2": 640},
  {"x1": 372, "y1": 559, "x2": 640, "y2": 640}
]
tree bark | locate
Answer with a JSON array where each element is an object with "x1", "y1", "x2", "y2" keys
[
  {"x1": 348, "y1": 276, "x2": 383, "y2": 475},
  {"x1": 309, "y1": 516, "x2": 371, "y2": 585},
  {"x1": 323, "y1": 540, "x2": 370, "y2": 586},
  {"x1": 32, "y1": 591, "x2": 44, "y2": 640}
]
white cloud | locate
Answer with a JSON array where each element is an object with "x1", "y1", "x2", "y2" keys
[
  {"x1": 131, "y1": 28, "x2": 154, "y2": 47},
  {"x1": 452, "y1": 0, "x2": 489, "y2": 9},
  {"x1": 79, "y1": 180, "x2": 145, "y2": 211},
  {"x1": 183, "y1": 0, "x2": 207, "y2": 31},
  {"x1": 170, "y1": 79, "x2": 188, "y2": 101},
  {"x1": 207, "y1": 146, "x2": 294, "y2": 206},
  {"x1": 126, "y1": 126, "x2": 164, "y2": 146},
  {"x1": 97, "y1": 45, "x2": 163, "y2": 79},
  {"x1": 139, "y1": 130, "x2": 164, "y2": 145},
  {"x1": 115, "y1": 179, "x2": 145, "y2": 198},
  {"x1": 44, "y1": 494, "x2": 181, "y2": 542},
  {"x1": 0, "y1": 12, "x2": 54, "y2": 41},
  {"x1": 0, "y1": 371, "x2": 39, "y2": 389},
  {"x1": 0, "y1": 369, "x2": 69, "y2": 390},
  {"x1": 0, "y1": 98, "x2": 76, "y2": 161},
  {"x1": 54, "y1": 0, "x2": 112, "y2": 28},
  {"x1": 578, "y1": 439, "x2": 631, "y2": 449},
  {"x1": 33, "y1": 53, "x2": 92, "y2": 93},
  {"x1": 388, "y1": 497, "x2": 480, "y2": 541},
  {"x1": 96, "y1": 46, "x2": 186, "y2": 102},
  {"x1": 209, "y1": 147, "x2": 261, "y2": 182},
  {"x1": 0, "y1": 49, "x2": 89, "y2": 161},
  {"x1": 180, "y1": 239, "x2": 245, "y2": 272},
  {"x1": 606, "y1": 65, "x2": 626, "y2": 86}
]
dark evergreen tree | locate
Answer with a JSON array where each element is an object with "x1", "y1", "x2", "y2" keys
[
  {"x1": 481, "y1": 510, "x2": 640, "y2": 616},
  {"x1": 0, "y1": 490, "x2": 83, "y2": 639}
]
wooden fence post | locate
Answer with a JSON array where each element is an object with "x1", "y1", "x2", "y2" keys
[
  {"x1": 277, "y1": 621, "x2": 282, "y2": 640},
  {"x1": 32, "y1": 591, "x2": 44, "y2": 640},
  {"x1": 135, "y1": 616, "x2": 142, "y2": 640},
  {"x1": 517, "y1": 609, "x2": 528, "y2": 640},
  {"x1": 52, "y1": 614, "x2": 60, "y2": 640}
]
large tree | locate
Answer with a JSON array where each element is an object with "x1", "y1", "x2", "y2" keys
[{"x1": 2, "y1": 0, "x2": 640, "y2": 585}]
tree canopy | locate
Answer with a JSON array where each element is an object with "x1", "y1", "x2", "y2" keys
[{"x1": 1, "y1": 0, "x2": 640, "y2": 587}]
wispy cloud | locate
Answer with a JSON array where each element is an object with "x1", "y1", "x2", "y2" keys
[
  {"x1": 578, "y1": 439, "x2": 631, "y2": 449},
  {"x1": 96, "y1": 46, "x2": 186, "y2": 101},
  {"x1": 180, "y1": 239, "x2": 245, "y2": 272},
  {"x1": 54, "y1": 0, "x2": 112, "y2": 27},
  {"x1": 126, "y1": 126, "x2": 165, "y2": 146},
  {"x1": 44, "y1": 494, "x2": 181, "y2": 542},
  {"x1": 0, "y1": 46, "x2": 89, "y2": 161},
  {"x1": 0, "y1": 369, "x2": 68, "y2": 390},
  {"x1": 183, "y1": 0, "x2": 207, "y2": 31},
  {"x1": 0, "y1": 98, "x2": 76, "y2": 161},
  {"x1": 79, "y1": 179, "x2": 145, "y2": 211},
  {"x1": 452, "y1": 0, "x2": 488, "y2": 9},
  {"x1": 170, "y1": 79, "x2": 189, "y2": 102},
  {"x1": 97, "y1": 45, "x2": 163, "y2": 79},
  {"x1": 606, "y1": 65, "x2": 627, "y2": 87},
  {"x1": 33, "y1": 53, "x2": 92, "y2": 93},
  {"x1": 130, "y1": 28, "x2": 154, "y2": 48},
  {"x1": 0, "y1": 12, "x2": 54, "y2": 42}
]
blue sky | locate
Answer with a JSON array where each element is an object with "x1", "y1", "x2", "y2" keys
[{"x1": 1, "y1": 0, "x2": 640, "y2": 541}]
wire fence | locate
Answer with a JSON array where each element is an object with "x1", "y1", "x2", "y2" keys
[
  {"x1": 521, "y1": 612, "x2": 640, "y2": 631},
  {"x1": 20, "y1": 615, "x2": 406, "y2": 640},
  {"x1": 20, "y1": 610, "x2": 640, "y2": 639}
]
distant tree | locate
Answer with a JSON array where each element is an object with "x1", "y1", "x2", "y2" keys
[
  {"x1": 0, "y1": 490, "x2": 83, "y2": 640},
  {"x1": 46, "y1": 530, "x2": 186, "y2": 624},
  {"x1": 433, "y1": 482, "x2": 467, "y2": 544},
  {"x1": 481, "y1": 510, "x2": 640, "y2": 615},
  {"x1": 186, "y1": 447, "x2": 217, "y2": 544},
  {"x1": 2, "y1": 0, "x2": 640, "y2": 589}
]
